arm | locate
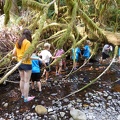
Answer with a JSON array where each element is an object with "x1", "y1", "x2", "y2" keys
[
  {"x1": 53, "y1": 49, "x2": 57, "y2": 56},
  {"x1": 12, "y1": 47, "x2": 17, "y2": 60},
  {"x1": 41, "y1": 60, "x2": 46, "y2": 68},
  {"x1": 30, "y1": 53, "x2": 42, "y2": 60},
  {"x1": 51, "y1": 56, "x2": 61, "y2": 59},
  {"x1": 80, "y1": 52, "x2": 82, "y2": 58},
  {"x1": 12, "y1": 47, "x2": 17, "y2": 56},
  {"x1": 39, "y1": 58, "x2": 46, "y2": 68}
]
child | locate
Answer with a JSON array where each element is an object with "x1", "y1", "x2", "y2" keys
[
  {"x1": 71, "y1": 46, "x2": 81, "y2": 70},
  {"x1": 38, "y1": 43, "x2": 56, "y2": 82},
  {"x1": 83, "y1": 40, "x2": 91, "y2": 63},
  {"x1": 31, "y1": 51, "x2": 46, "y2": 93},
  {"x1": 100, "y1": 44, "x2": 113, "y2": 63},
  {"x1": 54, "y1": 47, "x2": 65, "y2": 76},
  {"x1": 12, "y1": 29, "x2": 35, "y2": 102},
  {"x1": 118, "y1": 47, "x2": 120, "y2": 63}
]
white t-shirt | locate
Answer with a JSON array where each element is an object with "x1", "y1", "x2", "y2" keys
[{"x1": 39, "y1": 50, "x2": 52, "y2": 63}]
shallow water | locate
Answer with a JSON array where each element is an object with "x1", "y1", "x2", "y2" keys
[{"x1": 0, "y1": 61, "x2": 120, "y2": 119}]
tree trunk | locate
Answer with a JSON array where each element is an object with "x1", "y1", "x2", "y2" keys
[{"x1": 0, "y1": 0, "x2": 4, "y2": 15}]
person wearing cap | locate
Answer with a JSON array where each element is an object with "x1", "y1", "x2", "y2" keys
[{"x1": 38, "y1": 43, "x2": 57, "y2": 82}]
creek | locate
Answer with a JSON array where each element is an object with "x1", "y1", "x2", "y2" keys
[{"x1": 0, "y1": 60, "x2": 120, "y2": 120}]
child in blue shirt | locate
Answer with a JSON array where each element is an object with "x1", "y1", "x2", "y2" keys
[
  {"x1": 118, "y1": 47, "x2": 120, "y2": 63},
  {"x1": 83, "y1": 40, "x2": 91, "y2": 63},
  {"x1": 31, "y1": 51, "x2": 46, "y2": 93},
  {"x1": 71, "y1": 46, "x2": 81, "y2": 69}
]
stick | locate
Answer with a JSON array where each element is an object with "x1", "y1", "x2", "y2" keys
[{"x1": 0, "y1": 60, "x2": 22, "y2": 84}]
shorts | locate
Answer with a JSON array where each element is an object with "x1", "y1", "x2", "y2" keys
[
  {"x1": 72, "y1": 58, "x2": 79, "y2": 62},
  {"x1": 75, "y1": 59, "x2": 79, "y2": 62},
  {"x1": 83, "y1": 56, "x2": 89, "y2": 59},
  {"x1": 18, "y1": 64, "x2": 32, "y2": 71},
  {"x1": 31, "y1": 73, "x2": 41, "y2": 82},
  {"x1": 56, "y1": 59, "x2": 63, "y2": 66},
  {"x1": 45, "y1": 63, "x2": 50, "y2": 72},
  {"x1": 102, "y1": 52, "x2": 109, "y2": 59}
]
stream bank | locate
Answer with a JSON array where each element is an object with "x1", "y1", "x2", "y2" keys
[{"x1": 0, "y1": 60, "x2": 120, "y2": 120}]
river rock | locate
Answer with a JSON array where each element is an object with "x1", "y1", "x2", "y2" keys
[
  {"x1": 3, "y1": 103, "x2": 8, "y2": 108},
  {"x1": 35, "y1": 105, "x2": 47, "y2": 115},
  {"x1": 117, "y1": 115, "x2": 120, "y2": 120},
  {"x1": 70, "y1": 108, "x2": 86, "y2": 120},
  {"x1": 60, "y1": 112, "x2": 65, "y2": 117}
]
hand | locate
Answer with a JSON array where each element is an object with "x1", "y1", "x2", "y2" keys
[{"x1": 12, "y1": 56, "x2": 17, "y2": 61}]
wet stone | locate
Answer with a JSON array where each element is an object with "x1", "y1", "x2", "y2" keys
[
  {"x1": 60, "y1": 112, "x2": 65, "y2": 117},
  {"x1": 63, "y1": 98, "x2": 69, "y2": 103},
  {"x1": 48, "y1": 107, "x2": 53, "y2": 112}
]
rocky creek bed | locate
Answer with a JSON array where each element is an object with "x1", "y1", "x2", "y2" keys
[{"x1": 0, "y1": 61, "x2": 120, "y2": 120}]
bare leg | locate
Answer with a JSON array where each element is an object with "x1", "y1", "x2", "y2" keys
[
  {"x1": 46, "y1": 71, "x2": 49, "y2": 81},
  {"x1": 42, "y1": 69, "x2": 46, "y2": 77},
  {"x1": 119, "y1": 56, "x2": 120, "y2": 63},
  {"x1": 63, "y1": 59, "x2": 66, "y2": 70},
  {"x1": 37, "y1": 81, "x2": 41, "y2": 91},
  {"x1": 84, "y1": 59, "x2": 88, "y2": 64},
  {"x1": 73, "y1": 61, "x2": 77, "y2": 69},
  {"x1": 56, "y1": 64, "x2": 59, "y2": 75},
  {"x1": 19, "y1": 70, "x2": 24, "y2": 96},
  {"x1": 75, "y1": 62, "x2": 78, "y2": 68},
  {"x1": 31, "y1": 81, "x2": 35, "y2": 90},
  {"x1": 58, "y1": 66, "x2": 62, "y2": 75},
  {"x1": 73, "y1": 61, "x2": 75, "y2": 68},
  {"x1": 64, "y1": 61, "x2": 66, "y2": 69},
  {"x1": 24, "y1": 70, "x2": 32, "y2": 99},
  {"x1": 99, "y1": 57, "x2": 103, "y2": 64}
]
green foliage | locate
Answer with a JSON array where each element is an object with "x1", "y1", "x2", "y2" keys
[
  {"x1": 22, "y1": 0, "x2": 47, "y2": 11},
  {"x1": 47, "y1": 4, "x2": 54, "y2": 18},
  {"x1": 106, "y1": 6, "x2": 120, "y2": 31},
  {"x1": 17, "y1": 0, "x2": 22, "y2": 6},
  {"x1": 4, "y1": 0, "x2": 12, "y2": 25},
  {"x1": 59, "y1": 0, "x2": 66, "y2": 6}
]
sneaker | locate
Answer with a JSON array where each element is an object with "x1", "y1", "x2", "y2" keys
[
  {"x1": 24, "y1": 96, "x2": 35, "y2": 102},
  {"x1": 56, "y1": 73, "x2": 59, "y2": 76},
  {"x1": 38, "y1": 91, "x2": 42, "y2": 96},
  {"x1": 73, "y1": 67, "x2": 77, "y2": 70},
  {"x1": 36, "y1": 90, "x2": 42, "y2": 93},
  {"x1": 39, "y1": 91, "x2": 42, "y2": 94},
  {"x1": 59, "y1": 75, "x2": 62, "y2": 78},
  {"x1": 46, "y1": 79, "x2": 51, "y2": 82},
  {"x1": 21, "y1": 95, "x2": 24, "y2": 98},
  {"x1": 65, "y1": 67, "x2": 68, "y2": 70},
  {"x1": 32, "y1": 89, "x2": 36, "y2": 92}
]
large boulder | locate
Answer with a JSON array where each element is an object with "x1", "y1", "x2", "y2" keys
[{"x1": 35, "y1": 105, "x2": 47, "y2": 115}]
